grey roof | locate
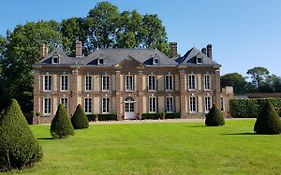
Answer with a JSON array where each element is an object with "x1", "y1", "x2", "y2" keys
[{"x1": 39, "y1": 49, "x2": 82, "y2": 65}]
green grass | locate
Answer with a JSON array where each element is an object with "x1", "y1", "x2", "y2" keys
[{"x1": 4, "y1": 120, "x2": 281, "y2": 175}]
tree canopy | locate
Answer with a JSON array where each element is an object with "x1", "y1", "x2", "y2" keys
[{"x1": 220, "y1": 73, "x2": 247, "y2": 94}]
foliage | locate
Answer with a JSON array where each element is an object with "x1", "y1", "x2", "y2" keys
[
  {"x1": 86, "y1": 114, "x2": 97, "y2": 122},
  {"x1": 50, "y1": 104, "x2": 74, "y2": 139},
  {"x1": 205, "y1": 105, "x2": 225, "y2": 126},
  {"x1": 141, "y1": 113, "x2": 163, "y2": 120},
  {"x1": 0, "y1": 99, "x2": 42, "y2": 171},
  {"x1": 230, "y1": 98, "x2": 281, "y2": 118},
  {"x1": 254, "y1": 101, "x2": 281, "y2": 134},
  {"x1": 97, "y1": 114, "x2": 118, "y2": 121},
  {"x1": 247, "y1": 67, "x2": 269, "y2": 90},
  {"x1": 220, "y1": 73, "x2": 247, "y2": 94},
  {"x1": 71, "y1": 104, "x2": 89, "y2": 129},
  {"x1": 164, "y1": 113, "x2": 181, "y2": 119}
]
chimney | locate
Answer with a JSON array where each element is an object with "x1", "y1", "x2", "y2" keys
[
  {"x1": 39, "y1": 44, "x2": 48, "y2": 59},
  {"x1": 76, "y1": 40, "x2": 83, "y2": 57},
  {"x1": 170, "y1": 42, "x2": 177, "y2": 58},
  {"x1": 206, "y1": 44, "x2": 212, "y2": 59},
  {"x1": 201, "y1": 48, "x2": 207, "y2": 55}
]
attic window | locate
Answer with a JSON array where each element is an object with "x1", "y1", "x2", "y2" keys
[
  {"x1": 98, "y1": 58, "x2": 104, "y2": 65},
  {"x1": 52, "y1": 55, "x2": 60, "y2": 64},
  {"x1": 197, "y1": 57, "x2": 202, "y2": 64},
  {"x1": 153, "y1": 57, "x2": 159, "y2": 65}
]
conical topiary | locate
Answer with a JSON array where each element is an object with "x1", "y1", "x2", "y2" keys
[
  {"x1": 0, "y1": 99, "x2": 43, "y2": 171},
  {"x1": 254, "y1": 100, "x2": 281, "y2": 134},
  {"x1": 205, "y1": 104, "x2": 225, "y2": 126},
  {"x1": 50, "y1": 104, "x2": 74, "y2": 139},
  {"x1": 71, "y1": 104, "x2": 89, "y2": 129}
]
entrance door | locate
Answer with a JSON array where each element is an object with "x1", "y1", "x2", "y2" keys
[{"x1": 124, "y1": 97, "x2": 135, "y2": 119}]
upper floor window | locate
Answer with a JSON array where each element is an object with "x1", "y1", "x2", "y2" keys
[
  {"x1": 149, "y1": 96, "x2": 157, "y2": 113},
  {"x1": 221, "y1": 97, "x2": 224, "y2": 111},
  {"x1": 84, "y1": 97, "x2": 92, "y2": 114},
  {"x1": 188, "y1": 74, "x2": 196, "y2": 90},
  {"x1": 102, "y1": 97, "x2": 110, "y2": 114},
  {"x1": 126, "y1": 75, "x2": 134, "y2": 91},
  {"x1": 204, "y1": 96, "x2": 212, "y2": 112},
  {"x1": 43, "y1": 75, "x2": 52, "y2": 91},
  {"x1": 85, "y1": 75, "x2": 92, "y2": 91},
  {"x1": 60, "y1": 75, "x2": 69, "y2": 91},
  {"x1": 148, "y1": 75, "x2": 156, "y2": 91},
  {"x1": 165, "y1": 75, "x2": 173, "y2": 91},
  {"x1": 153, "y1": 58, "x2": 159, "y2": 65},
  {"x1": 189, "y1": 96, "x2": 197, "y2": 113},
  {"x1": 52, "y1": 55, "x2": 60, "y2": 64},
  {"x1": 204, "y1": 74, "x2": 211, "y2": 90},
  {"x1": 60, "y1": 97, "x2": 68, "y2": 111},
  {"x1": 102, "y1": 75, "x2": 110, "y2": 91},
  {"x1": 166, "y1": 96, "x2": 174, "y2": 113},
  {"x1": 196, "y1": 57, "x2": 202, "y2": 64},
  {"x1": 98, "y1": 58, "x2": 104, "y2": 65},
  {"x1": 43, "y1": 97, "x2": 51, "y2": 115}
]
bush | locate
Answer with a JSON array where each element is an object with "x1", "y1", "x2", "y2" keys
[
  {"x1": 141, "y1": 113, "x2": 163, "y2": 120},
  {"x1": 205, "y1": 105, "x2": 225, "y2": 126},
  {"x1": 71, "y1": 104, "x2": 89, "y2": 129},
  {"x1": 164, "y1": 113, "x2": 181, "y2": 119},
  {"x1": 0, "y1": 99, "x2": 43, "y2": 171},
  {"x1": 254, "y1": 101, "x2": 281, "y2": 134},
  {"x1": 97, "y1": 114, "x2": 117, "y2": 121},
  {"x1": 50, "y1": 104, "x2": 74, "y2": 139},
  {"x1": 87, "y1": 114, "x2": 97, "y2": 122}
]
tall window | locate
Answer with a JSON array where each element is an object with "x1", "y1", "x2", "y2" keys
[
  {"x1": 189, "y1": 96, "x2": 197, "y2": 113},
  {"x1": 84, "y1": 97, "x2": 92, "y2": 114},
  {"x1": 166, "y1": 96, "x2": 174, "y2": 113},
  {"x1": 60, "y1": 75, "x2": 68, "y2": 91},
  {"x1": 165, "y1": 75, "x2": 173, "y2": 91},
  {"x1": 204, "y1": 96, "x2": 212, "y2": 112},
  {"x1": 204, "y1": 74, "x2": 211, "y2": 90},
  {"x1": 60, "y1": 97, "x2": 68, "y2": 111},
  {"x1": 102, "y1": 75, "x2": 110, "y2": 91},
  {"x1": 102, "y1": 97, "x2": 110, "y2": 114},
  {"x1": 149, "y1": 96, "x2": 157, "y2": 113},
  {"x1": 188, "y1": 75, "x2": 196, "y2": 90},
  {"x1": 43, "y1": 75, "x2": 52, "y2": 91},
  {"x1": 126, "y1": 75, "x2": 134, "y2": 91},
  {"x1": 43, "y1": 97, "x2": 51, "y2": 114},
  {"x1": 221, "y1": 97, "x2": 224, "y2": 111},
  {"x1": 148, "y1": 75, "x2": 156, "y2": 90},
  {"x1": 85, "y1": 75, "x2": 92, "y2": 91}
]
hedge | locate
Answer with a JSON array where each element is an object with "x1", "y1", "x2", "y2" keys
[
  {"x1": 86, "y1": 114, "x2": 117, "y2": 121},
  {"x1": 164, "y1": 113, "x2": 181, "y2": 119},
  {"x1": 230, "y1": 98, "x2": 281, "y2": 118},
  {"x1": 141, "y1": 113, "x2": 163, "y2": 120}
]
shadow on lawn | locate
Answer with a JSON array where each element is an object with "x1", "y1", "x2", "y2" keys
[
  {"x1": 185, "y1": 125, "x2": 205, "y2": 128},
  {"x1": 222, "y1": 132, "x2": 256, "y2": 136},
  {"x1": 37, "y1": 137, "x2": 54, "y2": 140}
]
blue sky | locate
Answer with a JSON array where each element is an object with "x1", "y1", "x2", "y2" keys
[{"x1": 1, "y1": 0, "x2": 281, "y2": 76}]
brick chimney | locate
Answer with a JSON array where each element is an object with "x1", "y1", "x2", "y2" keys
[
  {"x1": 39, "y1": 44, "x2": 49, "y2": 59},
  {"x1": 206, "y1": 44, "x2": 212, "y2": 59},
  {"x1": 170, "y1": 42, "x2": 177, "y2": 58},
  {"x1": 201, "y1": 48, "x2": 207, "y2": 55},
  {"x1": 76, "y1": 40, "x2": 83, "y2": 57}
]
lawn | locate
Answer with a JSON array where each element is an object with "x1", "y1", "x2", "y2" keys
[{"x1": 4, "y1": 120, "x2": 281, "y2": 175}]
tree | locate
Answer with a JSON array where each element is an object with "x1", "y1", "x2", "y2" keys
[
  {"x1": 0, "y1": 99, "x2": 42, "y2": 171},
  {"x1": 254, "y1": 100, "x2": 281, "y2": 134},
  {"x1": 220, "y1": 73, "x2": 247, "y2": 94},
  {"x1": 205, "y1": 105, "x2": 225, "y2": 126},
  {"x1": 247, "y1": 67, "x2": 270, "y2": 90},
  {"x1": 50, "y1": 104, "x2": 74, "y2": 139},
  {"x1": 71, "y1": 104, "x2": 89, "y2": 129}
]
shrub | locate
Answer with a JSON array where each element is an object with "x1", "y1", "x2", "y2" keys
[
  {"x1": 50, "y1": 104, "x2": 74, "y2": 139},
  {"x1": 0, "y1": 99, "x2": 43, "y2": 171},
  {"x1": 97, "y1": 114, "x2": 117, "y2": 121},
  {"x1": 141, "y1": 113, "x2": 163, "y2": 120},
  {"x1": 254, "y1": 101, "x2": 281, "y2": 134},
  {"x1": 71, "y1": 104, "x2": 89, "y2": 129},
  {"x1": 164, "y1": 113, "x2": 181, "y2": 119},
  {"x1": 205, "y1": 105, "x2": 225, "y2": 126},
  {"x1": 87, "y1": 114, "x2": 97, "y2": 122}
]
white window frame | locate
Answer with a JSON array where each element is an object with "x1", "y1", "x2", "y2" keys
[
  {"x1": 98, "y1": 58, "x2": 104, "y2": 65},
  {"x1": 43, "y1": 75, "x2": 52, "y2": 91},
  {"x1": 204, "y1": 74, "x2": 211, "y2": 90},
  {"x1": 102, "y1": 75, "x2": 110, "y2": 91},
  {"x1": 102, "y1": 97, "x2": 110, "y2": 114},
  {"x1": 43, "y1": 97, "x2": 51, "y2": 115},
  {"x1": 204, "y1": 96, "x2": 212, "y2": 113},
  {"x1": 166, "y1": 96, "x2": 174, "y2": 113},
  {"x1": 165, "y1": 75, "x2": 174, "y2": 91},
  {"x1": 149, "y1": 96, "x2": 157, "y2": 113},
  {"x1": 52, "y1": 55, "x2": 60, "y2": 64},
  {"x1": 84, "y1": 97, "x2": 92, "y2": 114},
  {"x1": 60, "y1": 75, "x2": 69, "y2": 91},
  {"x1": 148, "y1": 75, "x2": 156, "y2": 91},
  {"x1": 125, "y1": 75, "x2": 134, "y2": 91},
  {"x1": 153, "y1": 58, "x2": 159, "y2": 65},
  {"x1": 189, "y1": 96, "x2": 197, "y2": 113},
  {"x1": 188, "y1": 74, "x2": 196, "y2": 90},
  {"x1": 60, "y1": 97, "x2": 68, "y2": 111},
  {"x1": 85, "y1": 75, "x2": 92, "y2": 91}
]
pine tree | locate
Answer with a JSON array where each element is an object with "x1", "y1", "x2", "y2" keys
[
  {"x1": 71, "y1": 104, "x2": 89, "y2": 129},
  {"x1": 205, "y1": 105, "x2": 225, "y2": 126}
]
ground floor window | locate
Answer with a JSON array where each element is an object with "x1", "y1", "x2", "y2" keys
[
  {"x1": 43, "y1": 97, "x2": 51, "y2": 115},
  {"x1": 189, "y1": 96, "x2": 197, "y2": 113},
  {"x1": 60, "y1": 97, "x2": 68, "y2": 111},
  {"x1": 102, "y1": 97, "x2": 110, "y2": 114},
  {"x1": 166, "y1": 96, "x2": 174, "y2": 113},
  {"x1": 84, "y1": 97, "x2": 92, "y2": 114},
  {"x1": 149, "y1": 96, "x2": 157, "y2": 113},
  {"x1": 204, "y1": 96, "x2": 212, "y2": 112}
]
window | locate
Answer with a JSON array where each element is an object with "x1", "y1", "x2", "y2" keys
[
  {"x1": 84, "y1": 97, "x2": 92, "y2": 114},
  {"x1": 43, "y1": 75, "x2": 52, "y2": 91},
  {"x1": 60, "y1": 75, "x2": 68, "y2": 91},
  {"x1": 85, "y1": 75, "x2": 92, "y2": 91},
  {"x1": 102, "y1": 97, "x2": 110, "y2": 114},
  {"x1": 165, "y1": 75, "x2": 173, "y2": 91},
  {"x1": 189, "y1": 96, "x2": 197, "y2": 113},
  {"x1": 221, "y1": 97, "x2": 224, "y2": 111},
  {"x1": 148, "y1": 75, "x2": 156, "y2": 90},
  {"x1": 43, "y1": 97, "x2": 51, "y2": 114},
  {"x1": 204, "y1": 74, "x2": 211, "y2": 90},
  {"x1": 197, "y1": 57, "x2": 202, "y2": 64},
  {"x1": 98, "y1": 58, "x2": 104, "y2": 65},
  {"x1": 149, "y1": 96, "x2": 157, "y2": 113},
  {"x1": 52, "y1": 55, "x2": 60, "y2": 64},
  {"x1": 102, "y1": 75, "x2": 110, "y2": 91},
  {"x1": 204, "y1": 96, "x2": 212, "y2": 112},
  {"x1": 166, "y1": 96, "x2": 174, "y2": 113},
  {"x1": 60, "y1": 97, "x2": 68, "y2": 111},
  {"x1": 188, "y1": 75, "x2": 196, "y2": 90},
  {"x1": 153, "y1": 58, "x2": 159, "y2": 65},
  {"x1": 126, "y1": 75, "x2": 134, "y2": 91}
]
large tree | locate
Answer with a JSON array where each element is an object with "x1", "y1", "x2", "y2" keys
[
  {"x1": 220, "y1": 73, "x2": 247, "y2": 94},
  {"x1": 247, "y1": 67, "x2": 270, "y2": 90}
]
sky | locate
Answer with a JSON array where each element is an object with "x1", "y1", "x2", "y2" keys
[{"x1": 1, "y1": 0, "x2": 281, "y2": 76}]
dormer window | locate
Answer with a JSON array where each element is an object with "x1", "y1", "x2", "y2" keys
[
  {"x1": 197, "y1": 57, "x2": 202, "y2": 64},
  {"x1": 98, "y1": 58, "x2": 104, "y2": 65},
  {"x1": 52, "y1": 55, "x2": 60, "y2": 64},
  {"x1": 153, "y1": 54, "x2": 160, "y2": 65}
]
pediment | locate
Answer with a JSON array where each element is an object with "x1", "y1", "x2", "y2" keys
[{"x1": 114, "y1": 55, "x2": 143, "y2": 68}]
